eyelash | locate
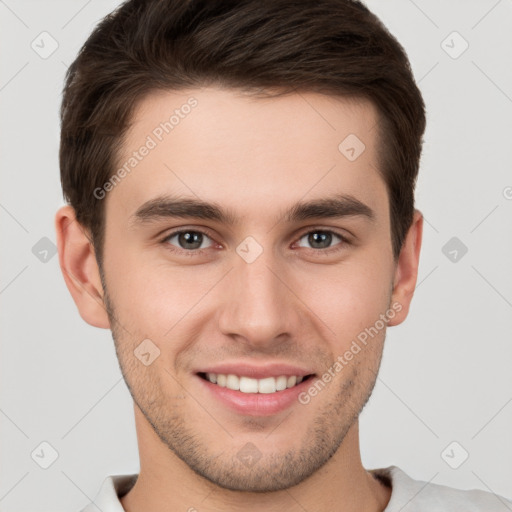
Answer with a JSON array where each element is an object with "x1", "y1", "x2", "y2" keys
[{"x1": 160, "y1": 227, "x2": 351, "y2": 257}]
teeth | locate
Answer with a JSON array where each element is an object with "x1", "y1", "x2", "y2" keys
[
  {"x1": 276, "y1": 375, "x2": 287, "y2": 391},
  {"x1": 226, "y1": 374, "x2": 239, "y2": 390},
  {"x1": 258, "y1": 377, "x2": 276, "y2": 394},
  {"x1": 240, "y1": 376, "x2": 258, "y2": 393},
  {"x1": 204, "y1": 373, "x2": 307, "y2": 393}
]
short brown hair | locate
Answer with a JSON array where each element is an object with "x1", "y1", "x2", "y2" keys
[{"x1": 60, "y1": 0, "x2": 426, "y2": 266}]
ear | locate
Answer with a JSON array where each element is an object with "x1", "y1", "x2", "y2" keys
[
  {"x1": 55, "y1": 205, "x2": 110, "y2": 329},
  {"x1": 388, "y1": 209, "x2": 423, "y2": 326}
]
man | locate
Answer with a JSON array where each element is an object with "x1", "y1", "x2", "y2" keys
[{"x1": 55, "y1": 0, "x2": 511, "y2": 510}]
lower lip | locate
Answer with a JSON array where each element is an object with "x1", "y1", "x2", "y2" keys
[{"x1": 196, "y1": 374, "x2": 313, "y2": 416}]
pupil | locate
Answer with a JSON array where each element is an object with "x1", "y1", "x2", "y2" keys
[
  {"x1": 309, "y1": 231, "x2": 331, "y2": 249},
  {"x1": 179, "y1": 231, "x2": 202, "y2": 249}
]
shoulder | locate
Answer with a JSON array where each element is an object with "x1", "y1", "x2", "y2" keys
[
  {"x1": 369, "y1": 465, "x2": 512, "y2": 512},
  {"x1": 80, "y1": 473, "x2": 138, "y2": 512}
]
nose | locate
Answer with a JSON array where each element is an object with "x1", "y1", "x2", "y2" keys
[{"x1": 217, "y1": 244, "x2": 301, "y2": 348}]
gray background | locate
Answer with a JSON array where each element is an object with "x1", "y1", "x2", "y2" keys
[{"x1": 1, "y1": 0, "x2": 511, "y2": 510}]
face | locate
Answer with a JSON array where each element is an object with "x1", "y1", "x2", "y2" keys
[{"x1": 99, "y1": 87, "x2": 399, "y2": 491}]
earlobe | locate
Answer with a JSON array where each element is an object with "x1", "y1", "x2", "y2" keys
[
  {"x1": 388, "y1": 209, "x2": 423, "y2": 327},
  {"x1": 55, "y1": 205, "x2": 111, "y2": 329}
]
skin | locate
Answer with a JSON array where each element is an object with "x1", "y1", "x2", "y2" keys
[{"x1": 55, "y1": 87, "x2": 422, "y2": 512}]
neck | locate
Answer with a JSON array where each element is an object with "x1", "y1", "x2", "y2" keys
[{"x1": 120, "y1": 406, "x2": 391, "y2": 512}]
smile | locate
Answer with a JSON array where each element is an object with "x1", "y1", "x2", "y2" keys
[{"x1": 198, "y1": 372, "x2": 314, "y2": 394}]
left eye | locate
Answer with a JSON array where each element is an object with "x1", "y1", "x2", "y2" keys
[{"x1": 296, "y1": 230, "x2": 345, "y2": 250}]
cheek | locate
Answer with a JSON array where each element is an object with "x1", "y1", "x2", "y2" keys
[
  {"x1": 105, "y1": 250, "x2": 219, "y2": 339},
  {"x1": 295, "y1": 256, "x2": 393, "y2": 341}
]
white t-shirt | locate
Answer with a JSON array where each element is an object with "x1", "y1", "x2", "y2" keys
[{"x1": 81, "y1": 465, "x2": 512, "y2": 512}]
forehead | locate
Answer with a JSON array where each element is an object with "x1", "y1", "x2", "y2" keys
[{"x1": 107, "y1": 86, "x2": 386, "y2": 225}]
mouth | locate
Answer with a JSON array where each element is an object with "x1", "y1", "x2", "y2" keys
[
  {"x1": 194, "y1": 362, "x2": 318, "y2": 416},
  {"x1": 197, "y1": 372, "x2": 316, "y2": 394}
]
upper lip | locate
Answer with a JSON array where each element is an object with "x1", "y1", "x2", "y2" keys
[{"x1": 196, "y1": 362, "x2": 315, "y2": 380}]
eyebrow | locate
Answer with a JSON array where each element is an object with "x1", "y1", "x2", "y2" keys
[{"x1": 129, "y1": 193, "x2": 375, "y2": 228}]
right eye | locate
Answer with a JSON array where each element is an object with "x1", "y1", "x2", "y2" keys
[{"x1": 161, "y1": 229, "x2": 216, "y2": 253}]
